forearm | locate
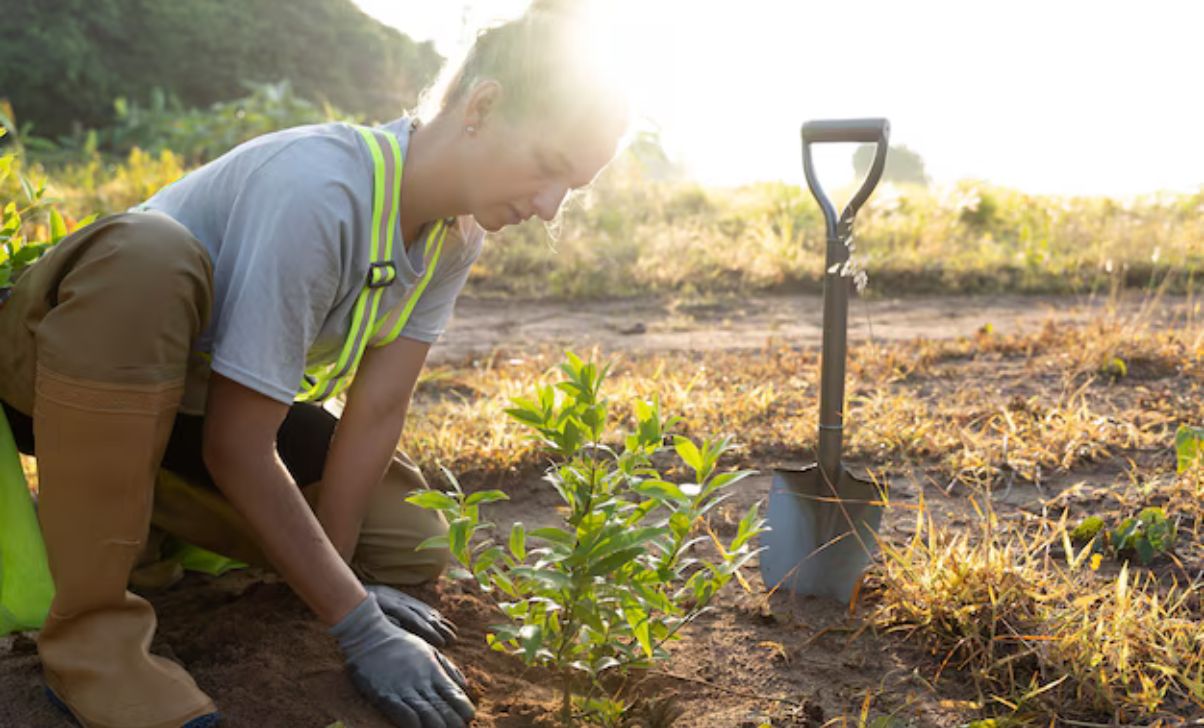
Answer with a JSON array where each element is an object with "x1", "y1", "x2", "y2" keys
[
  {"x1": 316, "y1": 406, "x2": 407, "y2": 561},
  {"x1": 208, "y1": 446, "x2": 365, "y2": 625},
  {"x1": 317, "y1": 336, "x2": 429, "y2": 562}
]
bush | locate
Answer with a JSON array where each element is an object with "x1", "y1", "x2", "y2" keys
[
  {"x1": 0, "y1": 126, "x2": 95, "y2": 296},
  {"x1": 407, "y1": 352, "x2": 766, "y2": 726}
]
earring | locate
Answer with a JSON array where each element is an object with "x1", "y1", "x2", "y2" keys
[{"x1": 465, "y1": 125, "x2": 477, "y2": 136}]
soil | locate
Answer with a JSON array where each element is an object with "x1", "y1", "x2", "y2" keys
[{"x1": 1, "y1": 292, "x2": 1197, "y2": 728}]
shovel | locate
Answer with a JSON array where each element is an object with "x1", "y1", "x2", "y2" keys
[{"x1": 760, "y1": 118, "x2": 890, "y2": 603}]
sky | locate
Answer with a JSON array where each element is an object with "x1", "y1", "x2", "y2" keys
[{"x1": 353, "y1": 0, "x2": 1204, "y2": 198}]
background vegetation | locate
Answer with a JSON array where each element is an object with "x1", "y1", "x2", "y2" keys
[
  {"x1": 4, "y1": 92, "x2": 1200, "y2": 300},
  {"x1": 0, "y1": 0, "x2": 440, "y2": 141}
]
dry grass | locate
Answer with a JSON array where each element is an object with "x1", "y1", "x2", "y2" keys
[
  {"x1": 11, "y1": 141, "x2": 1204, "y2": 300},
  {"x1": 400, "y1": 301, "x2": 1204, "y2": 724},
  {"x1": 406, "y1": 306, "x2": 1203, "y2": 493},
  {"x1": 869, "y1": 465, "x2": 1204, "y2": 725}
]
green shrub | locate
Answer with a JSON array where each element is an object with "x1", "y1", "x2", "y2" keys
[
  {"x1": 0, "y1": 126, "x2": 95, "y2": 295},
  {"x1": 407, "y1": 352, "x2": 765, "y2": 726}
]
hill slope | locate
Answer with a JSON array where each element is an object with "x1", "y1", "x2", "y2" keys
[{"x1": 2, "y1": 0, "x2": 442, "y2": 136}]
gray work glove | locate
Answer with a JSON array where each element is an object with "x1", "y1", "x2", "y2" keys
[
  {"x1": 366, "y1": 584, "x2": 458, "y2": 648},
  {"x1": 332, "y1": 593, "x2": 475, "y2": 728}
]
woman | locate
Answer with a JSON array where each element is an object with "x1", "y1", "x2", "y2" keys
[{"x1": 0, "y1": 2, "x2": 627, "y2": 727}]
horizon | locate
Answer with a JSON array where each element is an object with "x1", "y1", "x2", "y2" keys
[{"x1": 353, "y1": 0, "x2": 1204, "y2": 198}]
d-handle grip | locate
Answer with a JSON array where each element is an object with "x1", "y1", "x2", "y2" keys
[
  {"x1": 802, "y1": 118, "x2": 889, "y2": 145},
  {"x1": 801, "y1": 117, "x2": 891, "y2": 242}
]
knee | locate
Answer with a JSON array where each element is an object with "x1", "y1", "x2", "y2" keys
[
  {"x1": 352, "y1": 459, "x2": 451, "y2": 587},
  {"x1": 101, "y1": 214, "x2": 214, "y2": 329},
  {"x1": 403, "y1": 512, "x2": 450, "y2": 585},
  {"x1": 37, "y1": 214, "x2": 213, "y2": 381}
]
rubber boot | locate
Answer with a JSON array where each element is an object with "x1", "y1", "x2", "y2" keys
[{"x1": 34, "y1": 367, "x2": 218, "y2": 728}]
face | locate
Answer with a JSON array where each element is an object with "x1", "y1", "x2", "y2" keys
[{"x1": 460, "y1": 96, "x2": 626, "y2": 232}]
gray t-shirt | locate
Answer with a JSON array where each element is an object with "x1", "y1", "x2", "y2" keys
[{"x1": 140, "y1": 117, "x2": 484, "y2": 413}]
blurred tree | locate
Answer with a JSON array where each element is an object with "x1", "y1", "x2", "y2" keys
[
  {"x1": 0, "y1": 0, "x2": 442, "y2": 138},
  {"x1": 853, "y1": 143, "x2": 930, "y2": 186}
]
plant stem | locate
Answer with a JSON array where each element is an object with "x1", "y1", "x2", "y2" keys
[{"x1": 562, "y1": 673, "x2": 573, "y2": 727}]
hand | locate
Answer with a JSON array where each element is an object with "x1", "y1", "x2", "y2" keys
[
  {"x1": 366, "y1": 584, "x2": 458, "y2": 647},
  {"x1": 332, "y1": 593, "x2": 475, "y2": 728}
]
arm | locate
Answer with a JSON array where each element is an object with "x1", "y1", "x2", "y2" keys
[
  {"x1": 201, "y1": 372, "x2": 365, "y2": 626},
  {"x1": 316, "y1": 335, "x2": 431, "y2": 562}
]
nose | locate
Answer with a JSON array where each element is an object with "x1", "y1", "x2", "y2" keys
[{"x1": 532, "y1": 184, "x2": 568, "y2": 222}]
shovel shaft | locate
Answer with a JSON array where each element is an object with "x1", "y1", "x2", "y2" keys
[
  {"x1": 817, "y1": 246, "x2": 851, "y2": 478},
  {"x1": 801, "y1": 119, "x2": 891, "y2": 478}
]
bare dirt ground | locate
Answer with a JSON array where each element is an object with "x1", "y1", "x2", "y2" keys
[
  {"x1": 2, "y1": 293, "x2": 1197, "y2": 728},
  {"x1": 431, "y1": 291, "x2": 1192, "y2": 364}
]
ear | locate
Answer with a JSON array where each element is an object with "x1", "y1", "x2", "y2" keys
[{"x1": 463, "y1": 80, "x2": 504, "y2": 131}]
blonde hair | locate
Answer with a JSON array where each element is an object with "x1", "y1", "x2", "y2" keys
[{"x1": 417, "y1": 0, "x2": 627, "y2": 130}]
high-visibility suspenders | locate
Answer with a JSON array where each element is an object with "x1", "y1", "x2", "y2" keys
[{"x1": 296, "y1": 124, "x2": 451, "y2": 403}]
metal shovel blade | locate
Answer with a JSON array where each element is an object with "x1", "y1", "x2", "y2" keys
[{"x1": 760, "y1": 464, "x2": 883, "y2": 602}]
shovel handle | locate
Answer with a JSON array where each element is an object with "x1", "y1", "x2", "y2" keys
[
  {"x1": 801, "y1": 118, "x2": 891, "y2": 242},
  {"x1": 802, "y1": 118, "x2": 889, "y2": 145}
]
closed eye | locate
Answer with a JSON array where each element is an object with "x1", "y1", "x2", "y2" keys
[{"x1": 534, "y1": 149, "x2": 560, "y2": 177}]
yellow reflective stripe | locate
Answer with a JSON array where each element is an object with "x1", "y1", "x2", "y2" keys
[
  {"x1": 368, "y1": 219, "x2": 445, "y2": 343},
  {"x1": 383, "y1": 131, "x2": 403, "y2": 264},
  {"x1": 347, "y1": 128, "x2": 403, "y2": 378},
  {"x1": 333, "y1": 128, "x2": 387, "y2": 375},
  {"x1": 297, "y1": 126, "x2": 394, "y2": 402},
  {"x1": 297, "y1": 124, "x2": 445, "y2": 401},
  {"x1": 376, "y1": 219, "x2": 449, "y2": 346}
]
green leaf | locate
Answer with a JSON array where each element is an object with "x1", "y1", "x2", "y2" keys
[
  {"x1": 12, "y1": 243, "x2": 48, "y2": 268},
  {"x1": 1175, "y1": 425, "x2": 1204, "y2": 473},
  {"x1": 1070, "y1": 515, "x2": 1105, "y2": 545},
  {"x1": 729, "y1": 502, "x2": 765, "y2": 552},
  {"x1": 465, "y1": 489, "x2": 510, "y2": 506},
  {"x1": 706, "y1": 469, "x2": 755, "y2": 491},
  {"x1": 505, "y1": 405, "x2": 545, "y2": 428},
  {"x1": 438, "y1": 464, "x2": 465, "y2": 495},
  {"x1": 1111, "y1": 517, "x2": 1139, "y2": 552},
  {"x1": 414, "y1": 534, "x2": 450, "y2": 552},
  {"x1": 509, "y1": 522, "x2": 527, "y2": 561},
  {"x1": 1134, "y1": 538, "x2": 1156, "y2": 565},
  {"x1": 625, "y1": 606, "x2": 653, "y2": 658},
  {"x1": 530, "y1": 527, "x2": 575, "y2": 547},
  {"x1": 405, "y1": 490, "x2": 459, "y2": 512},
  {"x1": 673, "y1": 436, "x2": 704, "y2": 473},
  {"x1": 511, "y1": 566, "x2": 571, "y2": 590},
  {"x1": 447, "y1": 517, "x2": 472, "y2": 562},
  {"x1": 49, "y1": 208, "x2": 67, "y2": 243},
  {"x1": 585, "y1": 546, "x2": 646, "y2": 577},
  {"x1": 1139, "y1": 507, "x2": 1175, "y2": 552},
  {"x1": 669, "y1": 511, "x2": 692, "y2": 539}
]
